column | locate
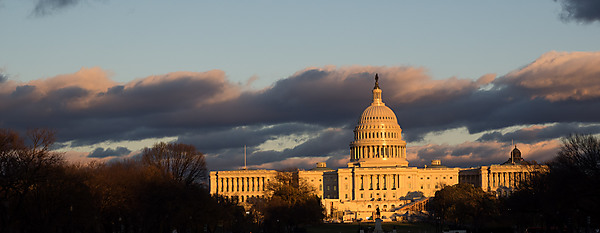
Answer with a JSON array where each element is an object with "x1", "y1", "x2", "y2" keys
[
  {"x1": 360, "y1": 175, "x2": 364, "y2": 190},
  {"x1": 220, "y1": 178, "x2": 224, "y2": 192},
  {"x1": 383, "y1": 175, "x2": 387, "y2": 190}
]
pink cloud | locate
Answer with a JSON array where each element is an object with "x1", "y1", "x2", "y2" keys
[
  {"x1": 499, "y1": 51, "x2": 600, "y2": 101},
  {"x1": 28, "y1": 67, "x2": 116, "y2": 94},
  {"x1": 406, "y1": 139, "x2": 561, "y2": 168}
]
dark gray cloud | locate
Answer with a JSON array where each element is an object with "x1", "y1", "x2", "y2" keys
[
  {"x1": 0, "y1": 72, "x2": 7, "y2": 83},
  {"x1": 88, "y1": 146, "x2": 131, "y2": 158},
  {"x1": 409, "y1": 142, "x2": 509, "y2": 168},
  {"x1": 408, "y1": 139, "x2": 561, "y2": 169},
  {"x1": 203, "y1": 126, "x2": 351, "y2": 171},
  {"x1": 177, "y1": 123, "x2": 324, "y2": 153},
  {"x1": 478, "y1": 123, "x2": 600, "y2": 144},
  {"x1": 33, "y1": 0, "x2": 81, "y2": 16},
  {"x1": 556, "y1": 0, "x2": 600, "y2": 23},
  {"x1": 1, "y1": 51, "x2": 600, "y2": 170}
]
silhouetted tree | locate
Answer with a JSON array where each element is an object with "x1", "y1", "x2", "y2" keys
[
  {"x1": 0, "y1": 130, "x2": 254, "y2": 233},
  {"x1": 507, "y1": 134, "x2": 600, "y2": 231},
  {"x1": 429, "y1": 183, "x2": 500, "y2": 231},
  {"x1": 0, "y1": 129, "x2": 75, "y2": 233},
  {"x1": 142, "y1": 142, "x2": 208, "y2": 186},
  {"x1": 252, "y1": 170, "x2": 324, "y2": 233}
]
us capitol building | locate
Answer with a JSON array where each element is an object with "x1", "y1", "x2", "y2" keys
[{"x1": 210, "y1": 75, "x2": 541, "y2": 222}]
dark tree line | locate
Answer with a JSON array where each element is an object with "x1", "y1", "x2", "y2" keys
[
  {"x1": 0, "y1": 128, "x2": 251, "y2": 233},
  {"x1": 505, "y1": 134, "x2": 600, "y2": 232},
  {"x1": 249, "y1": 170, "x2": 325, "y2": 233},
  {"x1": 428, "y1": 183, "x2": 500, "y2": 231},
  {"x1": 429, "y1": 134, "x2": 600, "y2": 233}
]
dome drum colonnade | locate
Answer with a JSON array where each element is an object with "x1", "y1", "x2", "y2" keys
[{"x1": 349, "y1": 74, "x2": 408, "y2": 167}]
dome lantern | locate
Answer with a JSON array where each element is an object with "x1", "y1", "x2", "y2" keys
[{"x1": 372, "y1": 74, "x2": 383, "y2": 106}]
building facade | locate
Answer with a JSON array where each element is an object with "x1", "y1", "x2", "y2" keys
[
  {"x1": 209, "y1": 75, "x2": 461, "y2": 221},
  {"x1": 459, "y1": 146, "x2": 547, "y2": 197},
  {"x1": 209, "y1": 74, "x2": 543, "y2": 221}
]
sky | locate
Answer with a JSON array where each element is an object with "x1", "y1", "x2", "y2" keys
[{"x1": 1, "y1": 0, "x2": 600, "y2": 171}]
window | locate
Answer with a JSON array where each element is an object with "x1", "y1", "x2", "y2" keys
[
  {"x1": 333, "y1": 186, "x2": 337, "y2": 191},
  {"x1": 345, "y1": 194, "x2": 348, "y2": 199}
]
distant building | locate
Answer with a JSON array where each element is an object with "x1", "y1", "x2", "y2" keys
[
  {"x1": 209, "y1": 74, "x2": 542, "y2": 221},
  {"x1": 459, "y1": 146, "x2": 547, "y2": 197}
]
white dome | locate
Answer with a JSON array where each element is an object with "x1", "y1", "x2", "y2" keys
[
  {"x1": 359, "y1": 105, "x2": 398, "y2": 125},
  {"x1": 349, "y1": 74, "x2": 408, "y2": 167}
]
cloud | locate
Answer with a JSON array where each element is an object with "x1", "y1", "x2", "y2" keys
[
  {"x1": 555, "y1": 0, "x2": 600, "y2": 23},
  {"x1": 408, "y1": 140, "x2": 561, "y2": 168},
  {"x1": 33, "y1": 0, "x2": 82, "y2": 16},
  {"x1": 477, "y1": 123, "x2": 600, "y2": 144},
  {"x1": 496, "y1": 51, "x2": 600, "y2": 101},
  {"x1": 249, "y1": 156, "x2": 331, "y2": 171},
  {"x1": 0, "y1": 70, "x2": 7, "y2": 83},
  {"x1": 88, "y1": 146, "x2": 131, "y2": 158},
  {"x1": 2, "y1": 51, "x2": 600, "y2": 170},
  {"x1": 202, "y1": 126, "x2": 351, "y2": 171}
]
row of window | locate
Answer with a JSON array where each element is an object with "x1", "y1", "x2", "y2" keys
[
  {"x1": 355, "y1": 131, "x2": 398, "y2": 140},
  {"x1": 224, "y1": 194, "x2": 266, "y2": 203},
  {"x1": 365, "y1": 204, "x2": 397, "y2": 211},
  {"x1": 361, "y1": 116, "x2": 395, "y2": 121}
]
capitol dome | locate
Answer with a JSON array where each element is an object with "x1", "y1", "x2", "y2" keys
[
  {"x1": 349, "y1": 74, "x2": 408, "y2": 167},
  {"x1": 359, "y1": 105, "x2": 398, "y2": 124}
]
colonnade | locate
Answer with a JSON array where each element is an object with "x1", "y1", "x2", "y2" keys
[
  {"x1": 355, "y1": 131, "x2": 399, "y2": 140},
  {"x1": 351, "y1": 145, "x2": 406, "y2": 160},
  {"x1": 217, "y1": 176, "x2": 268, "y2": 193},
  {"x1": 488, "y1": 171, "x2": 530, "y2": 188},
  {"x1": 358, "y1": 174, "x2": 403, "y2": 190}
]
